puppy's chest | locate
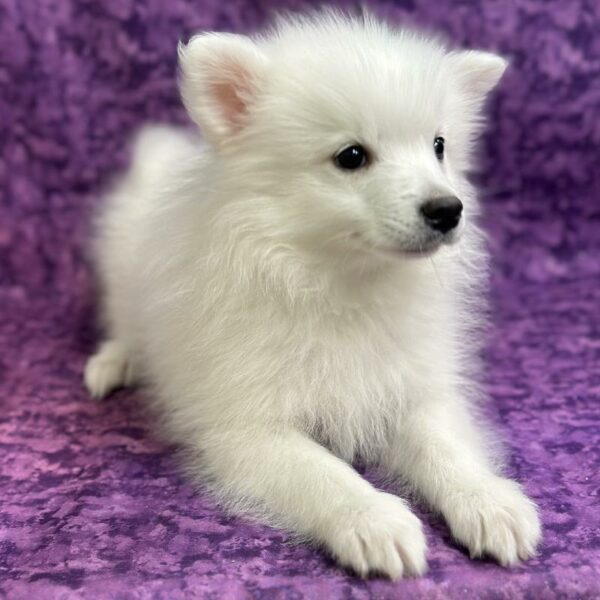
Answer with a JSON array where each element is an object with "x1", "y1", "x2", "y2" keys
[{"x1": 296, "y1": 319, "x2": 406, "y2": 460}]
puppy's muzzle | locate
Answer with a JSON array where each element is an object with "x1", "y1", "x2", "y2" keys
[{"x1": 420, "y1": 197, "x2": 463, "y2": 234}]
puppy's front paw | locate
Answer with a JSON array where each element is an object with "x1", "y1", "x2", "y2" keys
[
  {"x1": 443, "y1": 477, "x2": 541, "y2": 566},
  {"x1": 327, "y1": 492, "x2": 427, "y2": 580}
]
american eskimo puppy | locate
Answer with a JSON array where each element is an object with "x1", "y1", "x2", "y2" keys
[{"x1": 85, "y1": 10, "x2": 541, "y2": 579}]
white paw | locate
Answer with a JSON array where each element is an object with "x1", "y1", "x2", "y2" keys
[
  {"x1": 443, "y1": 476, "x2": 541, "y2": 566},
  {"x1": 326, "y1": 492, "x2": 427, "y2": 580},
  {"x1": 84, "y1": 341, "x2": 133, "y2": 400}
]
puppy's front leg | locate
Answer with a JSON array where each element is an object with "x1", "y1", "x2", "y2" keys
[
  {"x1": 383, "y1": 399, "x2": 541, "y2": 565},
  {"x1": 201, "y1": 427, "x2": 426, "y2": 579}
]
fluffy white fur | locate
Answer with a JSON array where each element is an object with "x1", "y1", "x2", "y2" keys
[{"x1": 85, "y1": 11, "x2": 541, "y2": 579}]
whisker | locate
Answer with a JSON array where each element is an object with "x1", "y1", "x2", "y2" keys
[{"x1": 429, "y1": 255, "x2": 444, "y2": 289}]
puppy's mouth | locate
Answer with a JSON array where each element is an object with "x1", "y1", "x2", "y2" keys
[
  {"x1": 385, "y1": 240, "x2": 443, "y2": 259},
  {"x1": 379, "y1": 223, "x2": 463, "y2": 259},
  {"x1": 400, "y1": 242, "x2": 444, "y2": 258}
]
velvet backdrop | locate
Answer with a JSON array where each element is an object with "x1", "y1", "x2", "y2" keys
[{"x1": 1, "y1": 0, "x2": 599, "y2": 598}]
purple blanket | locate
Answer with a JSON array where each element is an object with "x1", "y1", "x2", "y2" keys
[{"x1": 1, "y1": 0, "x2": 599, "y2": 598}]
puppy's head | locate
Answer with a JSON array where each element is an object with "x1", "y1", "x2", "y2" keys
[{"x1": 178, "y1": 12, "x2": 507, "y2": 262}]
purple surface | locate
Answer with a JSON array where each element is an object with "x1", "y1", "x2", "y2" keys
[{"x1": 1, "y1": 0, "x2": 599, "y2": 598}]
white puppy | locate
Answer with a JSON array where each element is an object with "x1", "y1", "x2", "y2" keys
[{"x1": 85, "y1": 10, "x2": 541, "y2": 579}]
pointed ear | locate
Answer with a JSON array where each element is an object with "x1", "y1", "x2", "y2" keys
[
  {"x1": 178, "y1": 33, "x2": 267, "y2": 144},
  {"x1": 446, "y1": 50, "x2": 508, "y2": 110}
]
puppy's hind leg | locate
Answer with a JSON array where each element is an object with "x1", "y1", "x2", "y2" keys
[{"x1": 84, "y1": 340, "x2": 136, "y2": 400}]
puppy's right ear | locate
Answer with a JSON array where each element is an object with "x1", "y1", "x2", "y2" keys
[{"x1": 178, "y1": 33, "x2": 267, "y2": 144}]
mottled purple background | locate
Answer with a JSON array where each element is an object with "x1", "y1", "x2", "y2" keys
[{"x1": 1, "y1": 0, "x2": 599, "y2": 598}]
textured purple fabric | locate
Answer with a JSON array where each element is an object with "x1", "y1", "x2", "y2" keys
[{"x1": 1, "y1": 0, "x2": 599, "y2": 598}]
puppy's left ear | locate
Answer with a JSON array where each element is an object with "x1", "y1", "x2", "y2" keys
[
  {"x1": 446, "y1": 50, "x2": 508, "y2": 110},
  {"x1": 178, "y1": 33, "x2": 268, "y2": 145}
]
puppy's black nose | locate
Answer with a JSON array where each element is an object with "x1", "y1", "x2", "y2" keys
[{"x1": 420, "y1": 197, "x2": 463, "y2": 233}]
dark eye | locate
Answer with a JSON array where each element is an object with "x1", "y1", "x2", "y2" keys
[
  {"x1": 334, "y1": 144, "x2": 368, "y2": 170},
  {"x1": 433, "y1": 136, "x2": 445, "y2": 160}
]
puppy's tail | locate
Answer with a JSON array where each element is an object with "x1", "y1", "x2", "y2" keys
[{"x1": 127, "y1": 124, "x2": 198, "y2": 191}]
